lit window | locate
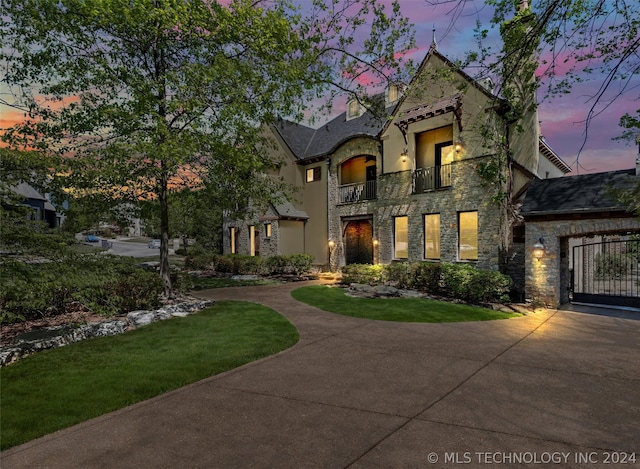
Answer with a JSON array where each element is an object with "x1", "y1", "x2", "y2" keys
[
  {"x1": 459, "y1": 211, "x2": 478, "y2": 260},
  {"x1": 230, "y1": 227, "x2": 236, "y2": 254},
  {"x1": 306, "y1": 167, "x2": 321, "y2": 182},
  {"x1": 265, "y1": 223, "x2": 272, "y2": 238},
  {"x1": 424, "y1": 214, "x2": 440, "y2": 259},
  {"x1": 249, "y1": 225, "x2": 255, "y2": 256},
  {"x1": 394, "y1": 216, "x2": 408, "y2": 259}
]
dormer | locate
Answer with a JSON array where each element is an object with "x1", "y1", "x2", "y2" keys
[
  {"x1": 346, "y1": 97, "x2": 365, "y2": 121},
  {"x1": 385, "y1": 83, "x2": 401, "y2": 106}
]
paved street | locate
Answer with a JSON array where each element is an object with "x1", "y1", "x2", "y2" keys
[{"x1": 2, "y1": 281, "x2": 639, "y2": 468}]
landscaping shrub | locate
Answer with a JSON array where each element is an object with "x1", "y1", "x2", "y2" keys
[
  {"x1": 213, "y1": 254, "x2": 234, "y2": 273},
  {"x1": 237, "y1": 255, "x2": 266, "y2": 275},
  {"x1": 339, "y1": 261, "x2": 512, "y2": 304},
  {"x1": 0, "y1": 255, "x2": 163, "y2": 324},
  {"x1": 184, "y1": 243, "x2": 213, "y2": 270},
  {"x1": 407, "y1": 262, "x2": 442, "y2": 293},
  {"x1": 384, "y1": 262, "x2": 411, "y2": 287},
  {"x1": 287, "y1": 253, "x2": 314, "y2": 275},
  {"x1": 440, "y1": 263, "x2": 511, "y2": 303},
  {"x1": 266, "y1": 255, "x2": 288, "y2": 274},
  {"x1": 341, "y1": 264, "x2": 384, "y2": 284}
]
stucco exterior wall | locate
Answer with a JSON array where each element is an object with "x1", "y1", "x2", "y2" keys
[
  {"x1": 280, "y1": 220, "x2": 305, "y2": 255},
  {"x1": 300, "y1": 161, "x2": 328, "y2": 265}
]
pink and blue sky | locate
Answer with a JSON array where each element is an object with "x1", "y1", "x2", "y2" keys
[
  {"x1": 378, "y1": 0, "x2": 639, "y2": 174},
  {"x1": 2, "y1": 0, "x2": 637, "y2": 174}
]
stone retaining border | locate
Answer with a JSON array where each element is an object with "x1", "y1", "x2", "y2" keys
[{"x1": 0, "y1": 300, "x2": 215, "y2": 366}]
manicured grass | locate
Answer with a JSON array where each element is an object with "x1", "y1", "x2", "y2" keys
[
  {"x1": 190, "y1": 276, "x2": 280, "y2": 290},
  {"x1": 292, "y1": 285, "x2": 519, "y2": 323},
  {"x1": 0, "y1": 301, "x2": 298, "y2": 450}
]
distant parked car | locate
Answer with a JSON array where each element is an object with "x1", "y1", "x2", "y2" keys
[
  {"x1": 85, "y1": 234, "x2": 99, "y2": 242},
  {"x1": 148, "y1": 239, "x2": 161, "y2": 248}
]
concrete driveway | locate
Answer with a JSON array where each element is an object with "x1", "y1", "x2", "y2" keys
[{"x1": 2, "y1": 281, "x2": 639, "y2": 468}]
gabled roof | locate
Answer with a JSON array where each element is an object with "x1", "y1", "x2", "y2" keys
[
  {"x1": 381, "y1": 45, "x2": 507, "y2": 137},
  {"x1": 521, "y1": 169, "x2": 636, "y2": 217},
  {"x1": 11, "y1": 182, "x2": 47, "y2": 201},
  {"x1": 539, "y1": 137, "x2": 571, "y2": 174},
  {"x1": 274, "y1": 46, "x2": 507, "y2": 162},
  {"x1": 272, "y1": 200, "x2": 308, "y2": 221},
  {"x1": 273, "y1": 105, "x2": 391, "y2": 161}
]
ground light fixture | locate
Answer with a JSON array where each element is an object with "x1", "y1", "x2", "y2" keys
[{"x1": 532, "y1": 237, "x2": 545, "y2": 260}]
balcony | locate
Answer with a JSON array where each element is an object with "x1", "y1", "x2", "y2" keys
[
  {"x1": 412, "y1": 164, "x2": 452, "y2": 193},
  {"x1": 339, "y1": 180, "x2": 377, "y2": 204}
]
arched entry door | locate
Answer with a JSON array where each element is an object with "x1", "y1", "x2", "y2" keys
[{"x1": 344, "y1": 220, "x2": 373, "y2": 265}]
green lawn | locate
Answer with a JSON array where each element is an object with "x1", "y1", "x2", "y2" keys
[
  {"x1": 0, "y1": 301, "x2": 298, "y2": 450},
  {"x1": 292, "y1": 285, "x2": 519, "y2": 322}
]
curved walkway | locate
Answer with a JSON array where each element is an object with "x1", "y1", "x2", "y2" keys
[{"x1": 3, "y1": 281, "x2": 639, "y2": 468}]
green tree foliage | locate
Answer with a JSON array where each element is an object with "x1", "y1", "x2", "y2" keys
[{"x1": 0, "y1": 0, "x2": 414, "y2": 296}]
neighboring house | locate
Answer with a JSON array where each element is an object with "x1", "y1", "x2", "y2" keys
[
  {"x1": 8, "y1": 182, "x2": 61, "y2": 228},
  {"x1": 223, "y1": 42, "x2": 571, "y2": 288}
]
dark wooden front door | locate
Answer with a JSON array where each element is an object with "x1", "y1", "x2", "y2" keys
[{"x1": 345, "y1": 220, "x2": 373, "y2": 265}]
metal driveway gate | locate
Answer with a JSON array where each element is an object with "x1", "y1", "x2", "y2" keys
[{"x1": 572, "y1": 238, "x2": 640, "y2": 307}]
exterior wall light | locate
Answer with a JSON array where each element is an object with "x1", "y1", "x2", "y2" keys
[
  {"x1": 532, "y1": 237, "x2": 545, "y2": 260},
  {"x1": 401, "y1": 148, "x2": 408, "y2": 163},
  {"x1": 455, "y1": 137, "x2": 464, "y2": 153},
  {"x1": 373, "y1": 239, "x2": 379, "y2": 246},
  {"x1": 328, "y1": 240, "x2": 335, "y2": 249}
]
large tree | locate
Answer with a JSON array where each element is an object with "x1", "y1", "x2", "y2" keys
[{"x1": 0, "y1": 0, "x2": 414, "y2": 296}]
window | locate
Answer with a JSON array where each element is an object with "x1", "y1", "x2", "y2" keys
[
  {"x1": 386, "y1": 84, "x2": 399, "y2": 104},
  {"x1": 265, "y1": 223, "x2": 272, "y2": 238},
  {"x1": 249, "y1": 226, "x2": 255, "y2": 256},
  {"x1": 394, "y1": 216, "x2": 408, "y2": 259},
  {"x1": 413, "y1": 126, "x2": 454, "y2": 192},
  {"x1": 347, "y1": 99, "x2": 363, "y2": 120},
  {"x1": 459, "y1": 211, "x2": 478, "y2": 260},
  {"x1": 424, "y1": 214, "x2": 440, "y2": 259},
  {"x1": 230, "y1": 227, "x2": 237, "y2": 254},
  {"x1": 306, "y1": 167, "x2": 321, "y2": 182}
]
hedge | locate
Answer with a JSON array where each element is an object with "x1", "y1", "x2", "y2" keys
[
  {"x1": 185, "y1": 252, "x2": 315, "y2": 276},
  {"x1": 341, "y1": 262, "x2": 512, "y2": 304}
]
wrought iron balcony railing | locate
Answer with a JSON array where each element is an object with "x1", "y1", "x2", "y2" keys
[
  {"x1": 412, "y1": 164, "x2": 452, "y2": 193},
  {"x1": 338, "y1": 180, "x2": 377, "y2": 204}
]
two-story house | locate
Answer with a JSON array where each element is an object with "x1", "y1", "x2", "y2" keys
[{"x1": 223, "y1": 43, "x2": 570, "y2": 286}]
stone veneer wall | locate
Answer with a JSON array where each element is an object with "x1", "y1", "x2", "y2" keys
[
  {"x1": 329, "y1": 152, "x2": 509, "y2": 272},
  {"x1": 525, "y1": 217, "x2": 640, "y2": 307},
  {"x1": 223, "y1": 205, "x2": 281, "y2": 257},
  {"x1": 327, "y1": 137, "x2": 381, "y2": 271}
]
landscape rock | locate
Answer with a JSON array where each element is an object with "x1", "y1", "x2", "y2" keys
[
  {"x1": 373, "y1": 285, "x2": 399, "y2": 296},
  {"x1": 231, "y1": 274, "x2": 260, "y2": 281},
  {"x1": 350, "y1": 283, "x2": 374, "y2": 293},
  {"x1": 1, "y1": 299, "x2": 215, "y2": 366}
]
